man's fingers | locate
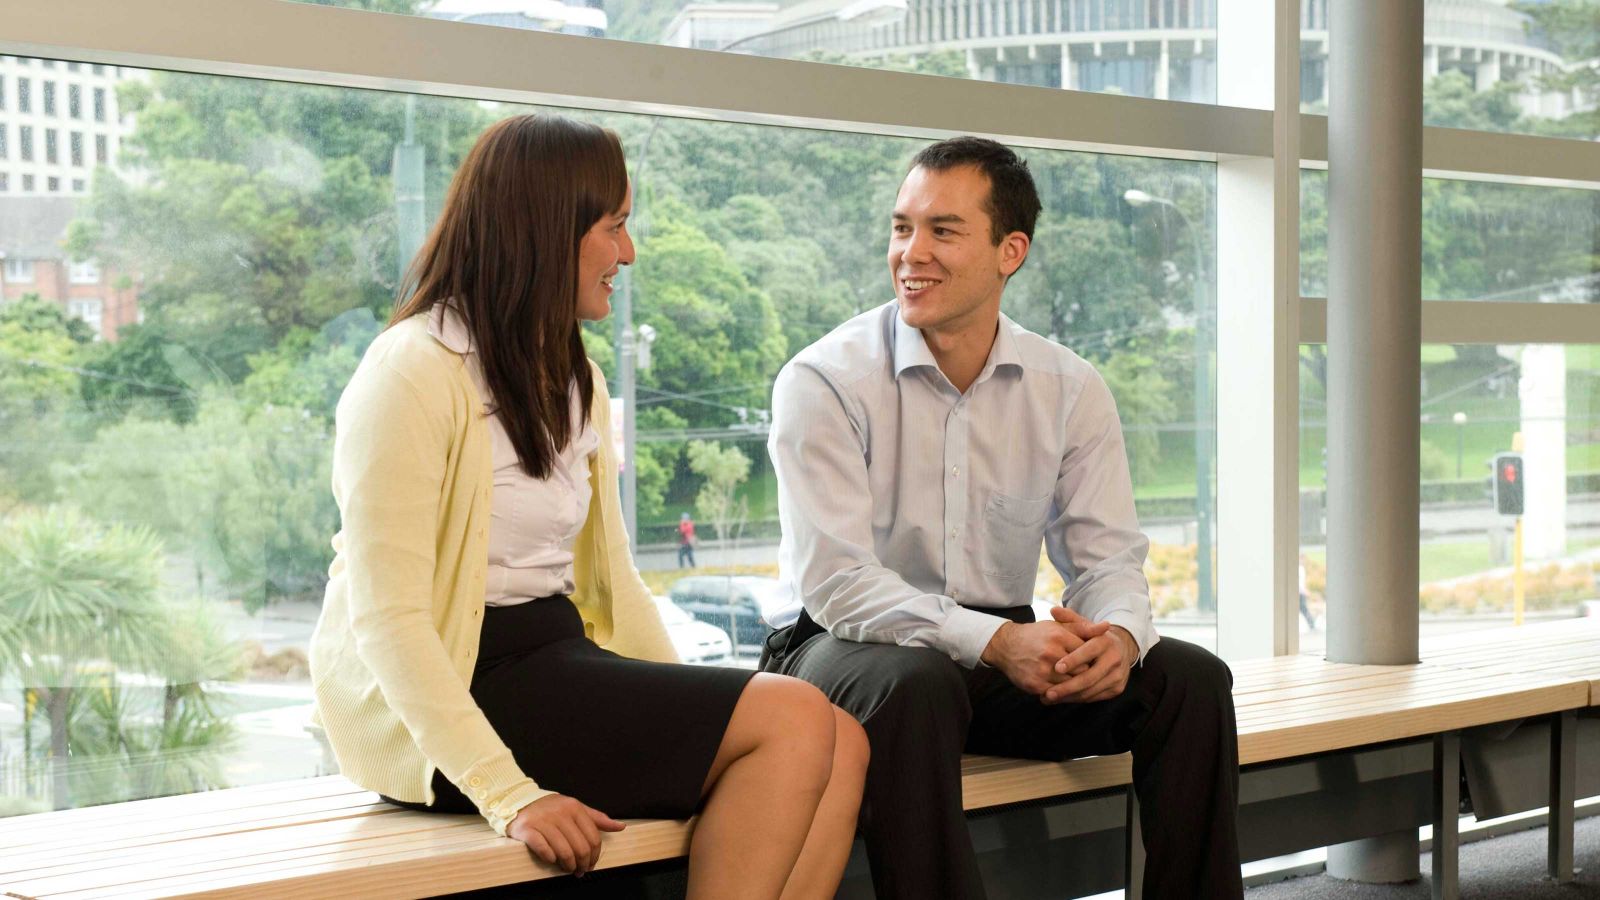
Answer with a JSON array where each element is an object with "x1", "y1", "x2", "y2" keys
[
  {"x1": 1047, "y1": 653, "x2": 1118, "y2": 702},
  {"x1": 1053, "y1": 637, "x2": 1103, "y2": 675}
]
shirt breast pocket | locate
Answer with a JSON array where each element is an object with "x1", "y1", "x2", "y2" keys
[{"x1": 981, "y1": 490, "x2": 1052, "y2": 578}]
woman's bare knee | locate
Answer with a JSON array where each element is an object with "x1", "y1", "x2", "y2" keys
[
  {"x1": 708, "y1": 674, "x2": 835, "y2": 791},
  {"x1": 831, "y1": 707, "x2": 870, "y2": 781}
]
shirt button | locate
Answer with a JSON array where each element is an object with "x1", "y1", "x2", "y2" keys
[
  {"x1": 469, "y1": 776, "x2": 484, "y2": 787},
  {"x1": 476, "y1": 789, "x2": 488, "y2": 800},
  {"x1": 949, "y1": 651, "x2": 960, "y2": 661},
  {"x1": 951, "y1": 466, "x2": 959, "y2": 476}
]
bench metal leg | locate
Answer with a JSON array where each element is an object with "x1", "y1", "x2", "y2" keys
[
  {"x1": 1432, "y1": 730, "x2": 1460, "y2": 900},
  {"x1": 1125, "y1": 787, "x2": 1144, "y2": 900},
  {"x1": 1548, "y1": 710, "x2": 1576, "y2": 882}
]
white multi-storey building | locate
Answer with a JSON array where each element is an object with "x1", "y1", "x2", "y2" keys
[
  {"x1": 672, "y1": 0, "x2": 1585, "y2": 119},
  {"x1": 0, "y1": 56, "x2": 138, "y2": 198}
]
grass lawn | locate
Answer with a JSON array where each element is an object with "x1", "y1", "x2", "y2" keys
[{"x1": 1303, "y1": 536, "x2": 1600, "y2": 585}]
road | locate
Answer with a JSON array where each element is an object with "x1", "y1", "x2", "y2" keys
[{"x1": 634, "y1": 496, "x2": 1600, "y2": 571}]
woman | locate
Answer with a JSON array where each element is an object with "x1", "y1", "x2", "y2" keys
[{"x1": 309, "y1": 114, "x2": 868, "y2": 899}]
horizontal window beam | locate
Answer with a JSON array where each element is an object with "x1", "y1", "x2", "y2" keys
[
  {"x1": 6, "y1": 0, "x2": 1267, "y2": 161},
  {"x1": 1300, "y1": 117, "x2": 1600, "y2": 191},
  {"x1": 1300, "y1": 299, "x2": 1600, "y2": 345}
]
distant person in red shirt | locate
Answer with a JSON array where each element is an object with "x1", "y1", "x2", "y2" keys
[{"x1": 678, "y1": 512, "x2": 698, "y2": 568}]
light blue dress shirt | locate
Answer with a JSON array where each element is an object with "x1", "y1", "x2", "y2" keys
[{"x1": 767, "y1": 302, "x2": 1158, "y2": 669}]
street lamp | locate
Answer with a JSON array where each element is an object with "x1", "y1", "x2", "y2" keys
[
  {"x1": 1124, "y1": 187, "x2": 1214, "y2": 616},
  {"x1": 1453, "y1": 411, "x2": 1467, "y2": 479}
]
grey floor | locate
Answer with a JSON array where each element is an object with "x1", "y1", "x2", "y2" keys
[{"x1": 1246, "y1": 816, "x2": 1600, "y2": 899}]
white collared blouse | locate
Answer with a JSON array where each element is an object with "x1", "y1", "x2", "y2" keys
[{"x1": 427, "y1": 303, "x2": 600, "y2": 605}]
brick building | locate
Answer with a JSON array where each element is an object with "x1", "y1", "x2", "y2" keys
[{"x1": 0, "y1": 196, "x2": 140, "y2": 341}]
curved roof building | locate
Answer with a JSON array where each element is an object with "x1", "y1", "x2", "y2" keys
[{"x1": 676, "y1": 0, "x2": 1580, "y2": 118}]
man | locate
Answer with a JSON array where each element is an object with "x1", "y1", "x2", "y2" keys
[
  {"x1": 763, "y1": 136, "x2": 1242, "y2": 899},
  {"x1": 677, "y1": 511, "x2": 697, "y2": 568}
]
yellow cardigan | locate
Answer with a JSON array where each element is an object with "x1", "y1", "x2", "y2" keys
[{"x1": 309, "y1": 314, "x2": 678, "y2": 836}]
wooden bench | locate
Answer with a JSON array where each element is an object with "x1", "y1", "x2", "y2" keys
[{"x1": 4, "y1": 639, "x2": 1593, "y2": 900}]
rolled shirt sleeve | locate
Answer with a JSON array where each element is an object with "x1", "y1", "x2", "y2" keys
[{"x1": 1043, "y1": 369, "x2": 1158, "y2": 664}]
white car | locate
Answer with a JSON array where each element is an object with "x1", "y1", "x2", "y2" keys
[{"x1": 654, "y1": 595, "x2": 734, "y2": 666}]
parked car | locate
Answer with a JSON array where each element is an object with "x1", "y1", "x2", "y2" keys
[
  {"x1": 652, "y1": 595, "x2": 733, "y2": 666},
  {"x1": 668, "y1": 575, "x2": 787, "y2": 653}
]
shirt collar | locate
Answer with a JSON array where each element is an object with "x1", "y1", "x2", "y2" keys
[
  {"x1": 426, "y1": 301, "x2": 474, "y2": 355},
  {"x1": 891, "y1": 303, "x2": 1024, "y2": 383}
]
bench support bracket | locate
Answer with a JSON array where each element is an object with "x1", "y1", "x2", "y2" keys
[
  {"x1": 1548, "y1": 710, "x2": 1576, "y2": 882},
  {"x1": 1125, "y1": 787, "x2": 1145, "y2": 900},
  {"x1": 1432, "y1": 730, "x2": 1460, "y2": 900}
]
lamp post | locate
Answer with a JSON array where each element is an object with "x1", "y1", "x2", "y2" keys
[
  {"x1": 617, "y1": 120, "x2": 665, "y2": 547},
  {"x1": 393, "y1": 96, "x2": 425, "y2": 287},
  {"x1": 1453, "y1": 411, "x2": 1467, "y2": 479},
  {"x1": 1125, "y1": 188, "x2": 1213, "y2": 616}
]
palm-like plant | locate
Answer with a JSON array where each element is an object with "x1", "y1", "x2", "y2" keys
[{"x1": 0, "y1": 506, "x2": 167, "y2": 809}]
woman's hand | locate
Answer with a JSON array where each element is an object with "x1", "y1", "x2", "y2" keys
[{"x1": 506, "y1": 794, "x2": 627, "y2": 876}]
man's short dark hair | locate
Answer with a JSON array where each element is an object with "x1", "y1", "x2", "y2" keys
[{"x1": 909, "y1": 136, "x2": 1041, "y2": 246}]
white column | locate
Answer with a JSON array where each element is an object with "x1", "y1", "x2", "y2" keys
[
  {"x1": 1214, "y1": 0, "x2": 1300, "y2": 661},
  {"x1": 1476, "y1": 51, "x2": 1501, "y2": 91},
  {"x1": 1155, "y1": 39, "x2": 1170, "y2": 100},
  {"x1": 1520, "y1": 344, "x2": 1567, "y2": 559},
  {"x1": 1059, "y1": 43, "x2": 1074, "y2": 89}
]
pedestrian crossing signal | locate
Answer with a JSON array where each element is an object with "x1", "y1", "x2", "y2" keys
[{"x1": 1493, "y1": 453, "x2": 1523, "y2": 516}]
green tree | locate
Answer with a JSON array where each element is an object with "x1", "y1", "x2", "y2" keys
[
  {"x1": 1423, "y1": 70, "x2": 1529, "y2": 132},
  {"x1": 687, "y1": 440, "x2": 752, "y2": 551},
  {"x1": 1513, "y1": 0, "x2": 1600, "y2": 139},
  {"x1": 59, "y1": 389, "x2": 337, "y2": 613},
  {"x1": 70, "y1": 70, "x2": 491, "y2": 381},
  {"x1": 633, "y1": 198, "x2": 788, "y2": 429},
  {"x1": 0, "y1": 507, "x2": 168, "y2": 808},
  {"x1": 0, "y1": 299, "x2": 95, "y2": 506},
  {"x1": 1008, "y1": 216, "x2": 1164, "y2": 361},
  {"x1": 1098, "y1": 352, "x2": 1177, "y2": 485}
]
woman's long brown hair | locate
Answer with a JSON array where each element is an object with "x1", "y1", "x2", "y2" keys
[{"x1": 390, "y1": 114, "x2": 626, "y2": 479}]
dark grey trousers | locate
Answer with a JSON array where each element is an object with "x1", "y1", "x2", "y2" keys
[{"x1": 766, "y1": 618, "x2": 1243, "y2": 900}]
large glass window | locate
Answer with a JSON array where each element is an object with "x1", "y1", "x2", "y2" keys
[
  {"x1": 1298, "y1": 343, "x2": 1599, "y2": 654},
  {"x1": 0, "y1": 60, "x2": 1215, "y2": 816},
  {"x1": 292, "y1": 0, "x2": 1220, "y2": 101},
  {"x1": 1300, "y1": 171, "x2": 1600, "y2": 303}
]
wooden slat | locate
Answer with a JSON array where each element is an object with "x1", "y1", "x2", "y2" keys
[
  {"x1": 959, "y1": 753, "x2": 1131, "y2": 811},
  {"x1": 0, "y1": 777, "x2": 363, "y2": 843},
  {"x1": 6, "y1": 794, "x2": 393, "y2": 866},
  {"x1": 1237, "y1": 681, "x2": 1589, "y2": 765},
  {"x1": 48, "y1": 819, "x2": 698, "y2": 900},
  {"x1": 6, "y1": 806, "x2": 443, "y2": 882},
  {"x1": 1235, "y1": 675, "x2": 1581, "y2": 727}
]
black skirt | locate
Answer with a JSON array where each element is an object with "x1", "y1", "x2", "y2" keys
[{"x1": 387, "y1": 595, "x2": 755, "y2": 819}]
